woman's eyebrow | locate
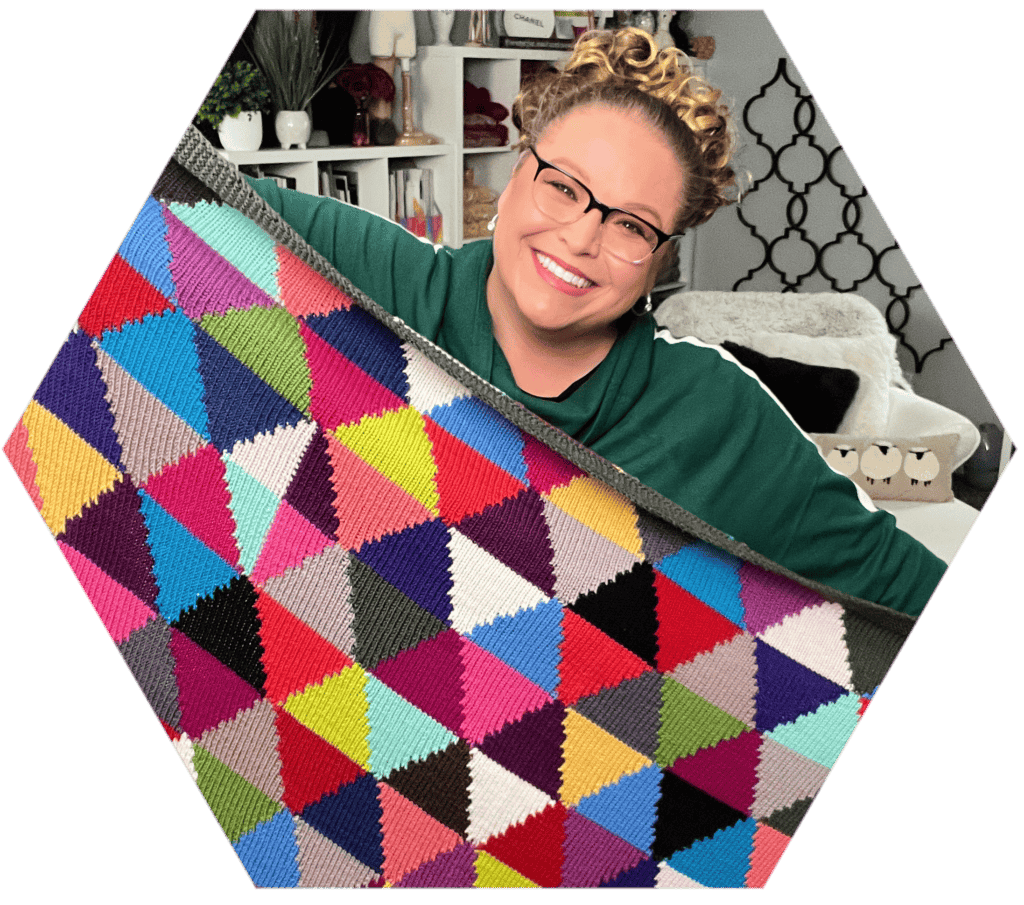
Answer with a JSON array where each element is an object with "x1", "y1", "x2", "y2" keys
[{"x1": 543, "y1": 155, "x2": 667, "y2": 226}]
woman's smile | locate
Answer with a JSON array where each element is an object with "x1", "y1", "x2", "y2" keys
[{"x1": 531, "y1": 249, "x2": 596, "y2": 295}]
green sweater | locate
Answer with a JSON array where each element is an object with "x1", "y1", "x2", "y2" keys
[{"x1": 247, "y1": 178, "x2": 944, "y2": 616}]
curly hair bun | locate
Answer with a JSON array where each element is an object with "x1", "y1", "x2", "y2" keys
[{"x1": 513, "y1": 27, "x2": 738, "y2": 231}]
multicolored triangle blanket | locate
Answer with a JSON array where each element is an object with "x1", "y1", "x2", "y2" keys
[{"x1": 4, "y1": 126, "x2": 915, "y2": 889}]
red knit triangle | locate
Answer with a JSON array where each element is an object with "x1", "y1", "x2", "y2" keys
[
  {"x1": 141, "y1": 444, "x2": 240, "y2": 568},
  {"x1": 482, "y1": 801, "x2": 567, "y2": 888},
  {"x1": 423, "y1": 417, "x2": 527, "y2": 523},
  {"x1": 78, "y1": 253, "x2": 173, "y2": 338},
  {"x1": 654, "y1": 570, "x2": 744, "y2": 671},
  {"x1": 255, "y1": 590, "x2": 354, "y2": 703},
  {"x1": 558, "y1": 610, "x2": 653, "y2": 707},
  {"x1": 274, "y1": 705, "x2": 365, "y2": 814}
]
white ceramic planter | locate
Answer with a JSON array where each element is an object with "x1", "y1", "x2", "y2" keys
[
  {"x1": 217, "y1": 110, "x2": 263, "y2": 152},
  {"x1": 275, "y1": 110, "x2": 312, "y2": 150}
]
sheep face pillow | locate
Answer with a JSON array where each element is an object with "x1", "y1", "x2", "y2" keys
[{"x1": 810, "y1": 433, "x2": 959, "y2": 502}]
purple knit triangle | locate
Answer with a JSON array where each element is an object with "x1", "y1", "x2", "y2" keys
[
  {"x1": 754, "y1": 639, "x2": 847, "y2": 732},
  {"x1": 667, "y1": 729, "x2": 763, "y2": 816},
  {"x1": 371, "y1": 630, "x2": 466, "y2": 735},
  {"x1": 170, "y1": 628, "x2": 261, "y2": 737},
  {"x1": 478, "y1": 699, "x2": 566, "y2": 798},
  {"x1": 34, "y1": 330, "x2": 123, "y2": 466},
  {"x1": 164, "y1": 209, "x2": 276, "y2": 319},
  {"x1": 740, "y1": 561, "x2": 822, "y2": 635},
  {"x1": 394, "y1": 843, "x2": 477, "y2": 887},
  {"x1": 354, "y1": 520, "x2": 453, "y2": 622},
  {"x1": 284, "y1": 428, "x2": 339, "y2": 539},
  {"x1": 561, "y1": 809, "x2": 647, "y2": 887},
  {"x1": 456, "y1": 489, "x2": 556, "y2": 597},
  {"x1": 56, "y1": 477, "x2": 158, "y2": 606}
]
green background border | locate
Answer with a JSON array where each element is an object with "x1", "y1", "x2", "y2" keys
[{"x1": 4, "y1": 5, "x2": 1019, "y2": 896}]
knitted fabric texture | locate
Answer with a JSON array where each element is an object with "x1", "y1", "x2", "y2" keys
[{"x1": 4, "y1": 129, "x2": 914, "y2": 889}]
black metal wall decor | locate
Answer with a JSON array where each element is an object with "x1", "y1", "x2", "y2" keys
[{"x1": 734, "y1": 58, "x2": 950, "y2": 373}]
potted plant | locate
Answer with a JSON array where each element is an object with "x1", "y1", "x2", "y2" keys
[
  {"x1": 247, "y1": 12, "x2": 347, "y2": 150},
  {"x1": 195, "y1": 60, "x2": 270, "y2": 152}
]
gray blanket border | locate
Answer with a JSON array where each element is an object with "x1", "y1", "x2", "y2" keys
[{"x1": 172, "y1": 126, "x2": 915, "y2": 639}]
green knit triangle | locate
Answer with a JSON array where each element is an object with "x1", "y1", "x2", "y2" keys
[
  {"x1": 656, "y1": 676, "x2": 749, "y2": 767},
  {"x1": 193, "y1": 744, "x2": 282, "y2": 842},
  {"x1": 200, "y1": 306, "x2": 311, "y2": 416}
]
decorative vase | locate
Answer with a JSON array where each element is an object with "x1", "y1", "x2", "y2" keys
[
  {"x1": 352, "y1": 101, "x2": 370, "y2": 147},
  {"x1": 217, "y1": 111, "x2": 263, "y2": 152},
  {"x1": 430, "y1": 10, "x2": 455, "y2": 45},
  {"x1": 275, "y1": 110, "x2": 312, "y2": 150}
]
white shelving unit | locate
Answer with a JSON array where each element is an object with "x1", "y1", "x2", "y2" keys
[{"x1": 220, "y1": 44, "x2": 569, "y2": 249}]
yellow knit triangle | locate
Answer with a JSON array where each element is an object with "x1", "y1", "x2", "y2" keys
[
  {"x1": 21, "y1": 402, "x2": 123, "y2": 535},
  {"x1": 473, "y1": 851, "x2": 538, "y2": 888},
  {"x1": 283, "y1": 664, "x2": 371, "y2": 769},
  {"x1": 333, "y1": 406, "x2": 439, "y2": 514},
  {"x1": 560, "y1": 709, "x2": 653, "y2": 807},
  {"x1": 545, "y1": 475, "x2": 642, "y2": 557}
]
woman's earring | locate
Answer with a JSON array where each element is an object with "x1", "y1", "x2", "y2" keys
[
  {"x1": 632, "y1": 293, "x2": 653, "y2": 316},
  {"x1": 487, "y1": 213, "x2": 498, "y2": 232}
]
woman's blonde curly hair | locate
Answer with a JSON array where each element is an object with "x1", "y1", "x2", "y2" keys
[{"x1": 513, "y1": 28, "x2": 738, "y2": 232}]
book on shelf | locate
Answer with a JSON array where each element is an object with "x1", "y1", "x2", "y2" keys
[
  {"x1": 390, "y1": 164, "x2": 443, "y2": 244},
  {"x1": 499, "y1": 35, "x2": 573, "y2": 50},
  {"x1": 318, "y1": 163, "x2": 358, "y2": 207},
  {"x1": 238, "y1": 164, "x2": 296, "y2": 191}
]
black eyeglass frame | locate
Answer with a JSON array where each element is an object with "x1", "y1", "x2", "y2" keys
[{"x1": 526, "y1": 145, "x2": 683, "y2": 263}]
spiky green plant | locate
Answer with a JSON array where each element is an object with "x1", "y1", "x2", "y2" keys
[
  {"x1": 195, "y1": 61, "x2": 270, "y2": 129},
  {"x1": 247, "y1": 13, "x2": 347, "y2": 112}
]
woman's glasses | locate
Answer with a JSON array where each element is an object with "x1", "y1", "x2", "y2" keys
[{"x1": 527, "y1": 146, "x2": 681, "y2": 264}]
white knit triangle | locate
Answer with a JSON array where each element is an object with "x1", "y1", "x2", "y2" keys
[
  {"x1": 402, "y1": 342, "x2": 472, "y2": 414},
  {"x1": 225, "y1": 419, "x2": 317, "y2": 498},
  {"x1": 466, "y1": 749, "x2": 554, "y2": 845},
  {"x1": 446, "y1": 529, "x2": 548, "y2": 634},
  {"x1": 757, "y1": 601, "x2": 854, "y2": 691}
]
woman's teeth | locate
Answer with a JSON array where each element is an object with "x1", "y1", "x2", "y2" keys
[{"x1": 536, "y1": 253, "x2": 593, "y2": 289}]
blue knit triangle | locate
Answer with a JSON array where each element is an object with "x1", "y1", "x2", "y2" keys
[
  {"x1": 233, "y1": 809, "x2": 301, "y2": 888},
  {"x1": 427, "y1": 395, "x2": 527, "y2": 481},
  {"x1": 656, "y1": 541, "x2": 744, "y2": 629},
  {"x1": 34, "y1": 330, "x2": 123, "y2": 466},
  {"x1": 354, "y1": 519, "x2": 453, "y2": 623},
  {"x1": 305, "y1": 307, "x2": 409, "y2": 400},
  {"x1": 665, "y1": 817, "x2": 757, "y2": 888},
  {"x1": 194, "y1": 328, "x2": 304, "y2": 451},
  {"x1": 99, "y1": 310, "x2": 209, "y2": 438},
  {"x1": 574, "y1": 763, "x2": 661, "y2": 855},
  {"x1": 467, "y1": 597, "x2": 562, "y2": 695},
  {"x1": 139, "y1": 490, "x2": 239, "y2": 622},
  {"x1": 119, "y1": 194, "x2": 174, "y2": 299}
]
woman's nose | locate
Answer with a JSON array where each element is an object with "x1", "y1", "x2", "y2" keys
[{"x1": 559, "y1": 208, "x2": 604, "y2": 256}]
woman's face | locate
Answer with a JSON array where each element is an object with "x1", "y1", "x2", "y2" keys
[{"x1": 488, "y1": 104, "x2": 685, "y2": 340}]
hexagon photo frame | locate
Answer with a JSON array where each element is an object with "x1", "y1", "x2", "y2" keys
[{"x1": 2, "y1": 5, "x2": 1015, "y2": 896}]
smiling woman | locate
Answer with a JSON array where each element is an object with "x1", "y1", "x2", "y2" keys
[{"x1": 246, "y1": 26, "x2": 945, "y2": 617}]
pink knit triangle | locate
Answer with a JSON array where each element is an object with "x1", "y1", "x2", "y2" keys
[
  {"x1": 276, "y1": 245, "x2": 354, "y2": 318},
  {"x1": 325, "y1": 434, "x2": 433, "y2": 550},
  {"x1": 378, "y1": 783, "x2": 464, "y2": 885},
  {"x1": 59, "y1": 541, "x2": 155, "y2": 643},
  {"x1": 250, "y1": 500, "x2": 334, "y2": 586},
  {"x1": 4, "y1": 419, "x2": 44, "y2": 511},
  {"x1": 301, "y1": 322, "x2": 406, "y2": 431},
  {"x1": 457, "y1": 635, "x2": 553, "y2": 744},
  {"x1": 141, "y1": 444, "x2": 239, "y2": 567}
]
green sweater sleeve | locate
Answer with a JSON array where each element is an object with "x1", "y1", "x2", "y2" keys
[
  {"x1": 246, "y1": 176, "x2": 453, "y2": 340},
  {"x1": 630, "y1": 338, "x2": 945, "y2": 616}
]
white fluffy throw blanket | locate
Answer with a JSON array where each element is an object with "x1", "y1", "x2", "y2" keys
[
  {"x1": 654, "y1": 290, "x2": 891, "y2": 344},
  {"x1": 654, "y1": 291, "x2": 911, "y2": 435}
]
